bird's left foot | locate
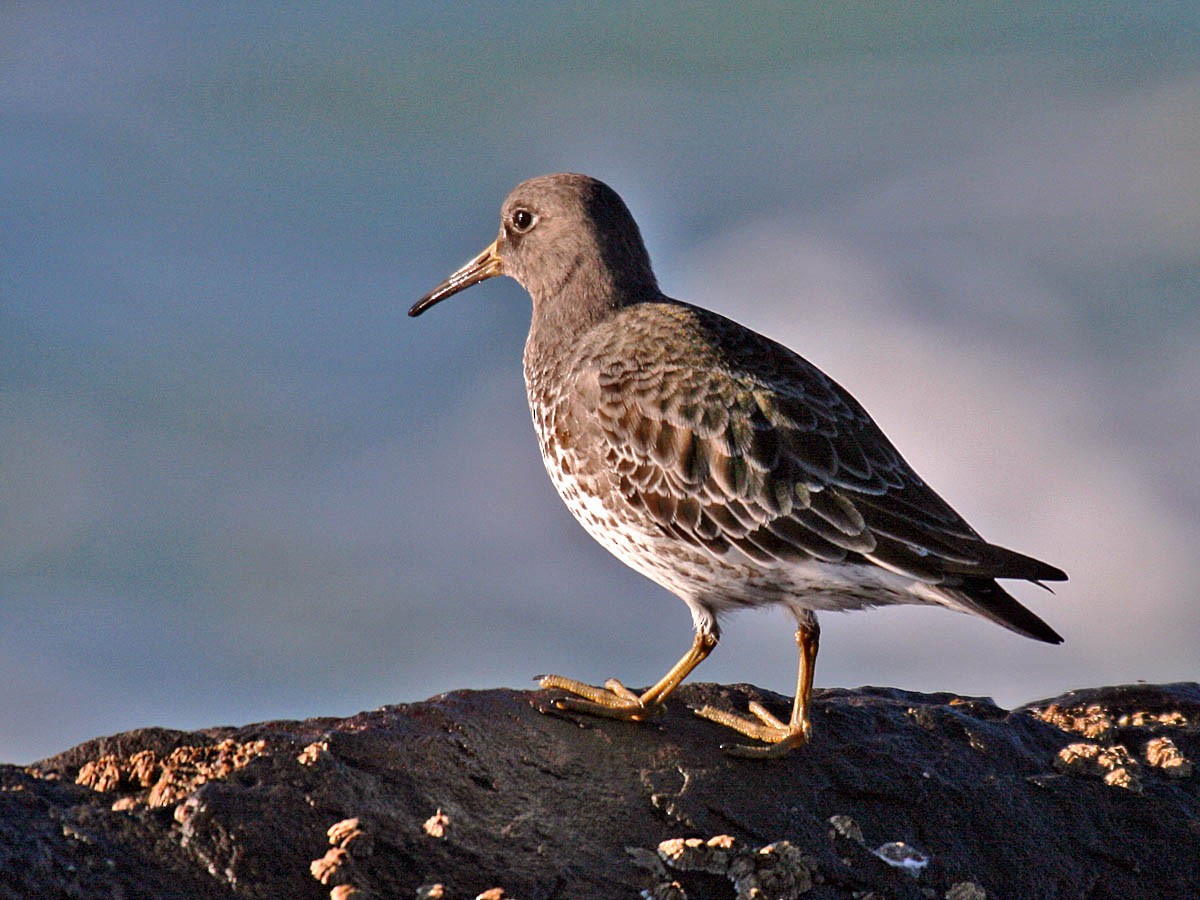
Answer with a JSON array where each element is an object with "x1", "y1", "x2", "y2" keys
[
  {"x1": 692, "y1": 701, "x2": 811, "y2": 758},
  {"x1": 537, "y1": 674, "x2": 665, "y2": 721}
]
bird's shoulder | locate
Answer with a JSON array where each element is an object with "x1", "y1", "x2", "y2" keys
[{"x1": 578, "y1": 300, "x2": 909, "y2": 491}]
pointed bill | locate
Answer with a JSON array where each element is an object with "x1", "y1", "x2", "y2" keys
[{"x1": 409, "y1": 239, "x2": 503, "y2": 317}]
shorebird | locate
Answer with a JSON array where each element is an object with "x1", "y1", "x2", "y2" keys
[{"x1": 410, "y1": 173, "x2": 1065, "y2": 757}]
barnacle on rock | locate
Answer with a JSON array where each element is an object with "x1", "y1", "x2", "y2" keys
[
  {"x1": 1033, "y1": 704, "x2": 1114, "y2": 741},
  {"x1": 311, "y1": 816, "x2": 373, "y2": 895},
  {"x1": 298, "y1": 740, "x2": 331, "y2": 766},
  {"x1": 1054, "y1": 742, "x2": 1142, "y2": 792},
  {"x1": 1144, "y1": 736, "x2": 1192, "y2": 778},
  {"x1": 647, "y1": 834, "x2": 813, "y2": 899},
  {"x1": 423, "y1": 808, "x2": 451, "y2": 838},
  {"x1": 74, "y1": 739, "x2": 268, "y2": 808}
]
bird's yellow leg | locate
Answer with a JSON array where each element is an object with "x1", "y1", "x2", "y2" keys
[
  {"x1": 539, "y1": 631, "x2": 717, "y2": 721},
  {"x1": 693, "y1": 619, "x2": 820, "y2": 758}
]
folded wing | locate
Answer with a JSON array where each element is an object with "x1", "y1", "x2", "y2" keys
[{"x1": 594, "y1": 305, "x2": 1065, "y2": 642}]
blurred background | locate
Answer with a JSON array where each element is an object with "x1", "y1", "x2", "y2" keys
[{"x1": 3, "y1": 3, "x2": 1198, "y2": 764}]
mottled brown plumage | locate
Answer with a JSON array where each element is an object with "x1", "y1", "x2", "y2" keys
[{"x1": 411, "y1": 172, "x2": 1065, "y2": 756}]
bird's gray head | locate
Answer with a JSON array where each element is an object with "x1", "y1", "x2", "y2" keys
[{"x1": 410, "y1": 173, "x2": 659, "y2": 321}]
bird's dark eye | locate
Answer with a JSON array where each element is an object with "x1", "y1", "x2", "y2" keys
[{"x1": 511, "y1": 209, "x2": 536, "y2": 233}]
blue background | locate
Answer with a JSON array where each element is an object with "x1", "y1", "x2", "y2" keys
[{"x1": 3, "y1": 3, "x2": 1198, "y2": 763}]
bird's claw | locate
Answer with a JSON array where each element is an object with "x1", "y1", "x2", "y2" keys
[
  {"x1": 537, "y1": 674, "x2": 664, "y2": 721},
  {"x1": 692, "y1": 700, "x2": 810, "y2": 757}
]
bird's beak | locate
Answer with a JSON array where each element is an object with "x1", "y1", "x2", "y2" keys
[{"x1": 409, "y1": 238, "x2": 504, "y2": 317}]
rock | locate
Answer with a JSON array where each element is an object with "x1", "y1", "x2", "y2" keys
[{"x1": 2, "y1": 682, "x2": 1198, "y2": 898}]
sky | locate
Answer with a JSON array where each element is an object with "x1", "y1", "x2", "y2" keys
[{"x1": 2, "y1": 3, "x2": 1198, "y2": 763}]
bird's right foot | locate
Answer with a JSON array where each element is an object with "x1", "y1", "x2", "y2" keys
[
  {"x1": 692, "y1": 699, "x2": 811, "y2": 758},
  {"x1": 537, "y1": 674, "x2": 666, "y2": 721}
]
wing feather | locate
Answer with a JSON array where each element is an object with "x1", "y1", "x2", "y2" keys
[{"x1": 586, "y1": 302, "x2": 1063, "y2": 602}]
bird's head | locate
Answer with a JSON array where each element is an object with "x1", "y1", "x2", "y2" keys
[{"x1": 410, "y1": 173, "x2": 658, "y2": 320}]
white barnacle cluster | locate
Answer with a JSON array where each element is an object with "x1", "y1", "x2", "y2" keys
[
  {"x1": 1038, "y1": 699, "x2": 1195, "y2": 791},
  {"x1": 310, "y1": 817, "x2": 374, "y2": 898},
  {"x1": 632, "y1": 833, "x2": 813, "y2": 899}
]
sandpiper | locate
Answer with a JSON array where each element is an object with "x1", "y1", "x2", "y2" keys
[{"x1": 410, "y1": 173, "x2": 1065, "y2": 757}]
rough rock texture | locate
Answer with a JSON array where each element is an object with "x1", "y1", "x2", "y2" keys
[{"x1": 3, "y1": 682, "x2": 1199, "y2": 899}]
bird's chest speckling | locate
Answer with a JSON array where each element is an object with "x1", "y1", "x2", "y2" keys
[
  {"x1": 524, "y1": 354, "x2": 619, "y2": 528},
  {"x1": 522, "y1": 347, "x2": 757, "y2": 610},
  {"x1": 523, "y1": 348, "x2": 678, "y2": 583}
]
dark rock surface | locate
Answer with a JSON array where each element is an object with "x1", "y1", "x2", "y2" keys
[{"x1": 3, "y1": 682, "x2": 1199, "y2": 899}]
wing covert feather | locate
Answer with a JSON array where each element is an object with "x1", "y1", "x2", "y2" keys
[{"x1": 588, "y1": 303, "x2": 1032, "y2": 583}]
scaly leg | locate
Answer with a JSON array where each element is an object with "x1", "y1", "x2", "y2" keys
[
  {"x1": 539, "y1": 630, "x2": 717, "y2": 721},
  {"x1": 693, "y1": 613, "x2": 820, "y2": 758}
]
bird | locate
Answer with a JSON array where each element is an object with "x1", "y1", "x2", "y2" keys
[{"x1": 409, "y1": 172, "x2": 1066, "y2": 757}]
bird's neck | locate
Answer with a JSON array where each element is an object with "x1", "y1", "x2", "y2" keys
[
  {"x1": 525, "y1": 259, "x2": 659, "y2": 352},
  {"x1": 527, "y1": 291, "x2": 608, "y2": 349}
]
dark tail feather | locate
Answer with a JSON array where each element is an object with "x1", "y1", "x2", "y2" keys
[
  {"x1": 944, "y1": 577, "x2": 1064, "y2": 644},
  {"x1": 941, "y1": 544, "x2": 1068, "y2": 584},
  {"x1": 986, "y1": 545, "x2": 1067, "y2": 582}
]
